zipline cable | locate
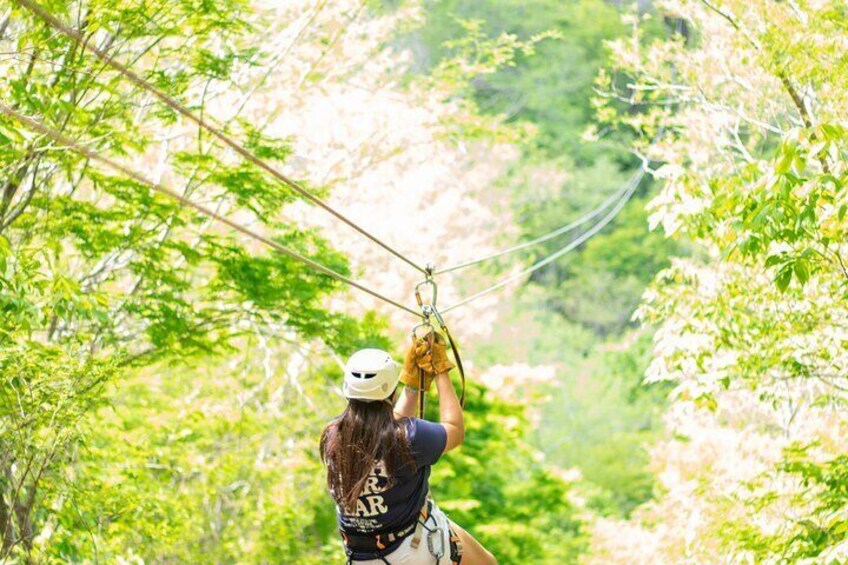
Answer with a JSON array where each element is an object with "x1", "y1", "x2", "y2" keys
[
  {"x1": 440, "y1": 168, "x2": 644, "y2": 313},
  {"x1": 434, "y1": 179, "x2": 635, "y2": 275},
  {"x1": 13, "y1": 0, "x2": 429, "y2": 276},
  {"x1": 10, "y1": 0, "x2": 667, "y2": 322},
  {"x1": 0, "y1": 104, "x2": 423, "y2": 319}
]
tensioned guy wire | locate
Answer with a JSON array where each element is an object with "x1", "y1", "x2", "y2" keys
[
  {"x1": 1, "y1": 105, "x2": 423, "y2": 318},
  {"x1": 440, "y1": 168, "x2": 644, "y2": 313},
  {"x1": 13, "y1": 0, "x2": 428, "y2": 276},
  {"x1": 434, "y1": 178, "x2": 635, "y2": 275}
]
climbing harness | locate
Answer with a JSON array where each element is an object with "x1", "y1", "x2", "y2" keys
[
  {"x1": 411, "y1": 267, "x2": 466, "y2": 418},
  {"x1": 341, "y1": 500, "x2": 463, "y2": 564},
  {"x1": 411, "y1": 500, "x2": 463, "y2": 565},
  {"x1": 341, "y1": 516, "x2": 419, "y2": 564},
  {"x1": 448, "y1": 526, "x2": 464, "y2": 565}
]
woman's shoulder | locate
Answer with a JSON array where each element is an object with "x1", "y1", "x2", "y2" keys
[
  {"x1": 402, "y1": 418, "x2": 447, "y2": 467},
  {"x1": 402, "y1": 418, "x2": 446, "y2": 448}
]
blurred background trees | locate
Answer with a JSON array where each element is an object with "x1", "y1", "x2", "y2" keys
[
  {"x1": 409, "y1": 0, "x2": 683, "y2": 521},
  {"x1": 583, "y1": 0, "x2": 848, "y2": 561}
]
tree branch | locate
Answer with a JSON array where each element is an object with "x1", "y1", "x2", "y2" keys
[{"x1": 697, "y1": 0, "x2": 831, "y2": 173}]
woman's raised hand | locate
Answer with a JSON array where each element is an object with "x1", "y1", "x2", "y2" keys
[
  {"x1": 399, "y1": 339, "x2": 432, "y2": 391},
  {"x1": 415, "y1": 332, "x2": 454, "y2": 376},
  {"x1": 398, "y1": 331, "x2": 455, "y2": 392}
]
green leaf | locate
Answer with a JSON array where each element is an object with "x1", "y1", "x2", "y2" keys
[
  {"x1": 775, "y1": 265, "x2": 793, "y2": 292},
  {"x1": 794, "y1": 259, "x2": 809, "y2": 285},
  {"x1": 775, "y1": 147, "x2": 796, "y2": 174},
  {"x1": 765, "y1": 254, "x2": 788, "y2": 268},
  {"x1": 695, "y1": 393, "x2": 718, "y2": 412}
]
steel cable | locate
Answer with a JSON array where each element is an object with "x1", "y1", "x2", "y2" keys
[
  {"x1": 14, "y1": 0, "x2": 428, "y2": 275},
  {"x1": 8, "y1": 0, "x2": 669, "y2": 323},
  {"x1": 434, "y1": 177, "x2": 636, "y2": 275},
  {"x1": 1, "y1": 104, "x2": 423, "y2": 318},
  {"x1": 440, "y1": 168, "x2": 644, "y2": 313}
]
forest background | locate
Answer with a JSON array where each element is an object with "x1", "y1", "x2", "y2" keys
[{"x1": 1, "y1": 0, "x2": 846, "y2": 563}]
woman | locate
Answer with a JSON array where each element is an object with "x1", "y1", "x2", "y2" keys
[{"x1": 320, "y1": 334, "x2": 497, "y2": 565}]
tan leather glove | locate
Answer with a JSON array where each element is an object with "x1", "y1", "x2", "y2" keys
[
  {"x1": 398, "y1": 331, "x2": 455, "y2": 391},
  {"x1": 415, "y1": 331, "x2": 455, "y2": 376},
  {"x1": 400, "y1": 337, "x2": 433, "y2": 391}
]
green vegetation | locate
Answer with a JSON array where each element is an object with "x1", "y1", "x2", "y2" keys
[
  {"x1": 584, "y1": 0, "x2": 848, "y2": 561},
  {"x1": 0, "y1": 1, "x2": 381, "y2": 560},
  {"x1": 4, "y1": 0, "x2": 844, "y2": 563}
]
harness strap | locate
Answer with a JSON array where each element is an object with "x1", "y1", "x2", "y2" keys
[
  {"x1": 341, "y1": 500, "x2": 430, "y2": 559},
  {"x1": 410, "y1": 499, "x2": 431, "y2": 549},
  {"x1": 342, "y1": 518, "x2": 418, "y2": 549},
  {"x1": 417, "y1": 363, "x2": 426, "y2": 419},
  {"x1": 449, "y1": 525, "x2": 464, "y2": 565},
  {"x1": 439, "y1": 323, "x2": 466, "y2": 408},
  {"x1": 343, "y1": 546, "x2": 391, "y2": 565},
  {"x1": 417, "y1": 502, "x2": 447, "y2": 565}
]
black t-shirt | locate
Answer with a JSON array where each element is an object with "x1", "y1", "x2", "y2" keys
[{"x1": 337, "y1": 418, "x2": 447, "y2": 535}]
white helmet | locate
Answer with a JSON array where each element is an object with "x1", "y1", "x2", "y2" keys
[{"x1": 342, "y1": 349, "x2": 400, "y2": 401}]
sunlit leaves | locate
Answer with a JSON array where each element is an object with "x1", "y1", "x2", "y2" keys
[
  {"x1": 0, "y1": 0, "x2": 388, "y2": 559},
  {"x1": 586, "y1": 0, "x2": 848, "y2": 562},
  {"x1": 732, "y1": 445, "x2": 848, "y2": 561}
]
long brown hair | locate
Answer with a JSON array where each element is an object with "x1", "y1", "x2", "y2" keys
[{"x1": 319, "y1": 398, "x2": 415, "y2": 513}]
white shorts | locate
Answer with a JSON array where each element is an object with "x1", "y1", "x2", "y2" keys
[{"x1": 351, "y1": 501, "x2": 457, "y2": 565}]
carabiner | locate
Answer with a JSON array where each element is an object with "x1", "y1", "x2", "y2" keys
[
  {"x1": 427, "y1": 305, "x2": 446, "y2": 329},
  {"x1": 414, "y1": 279, "x2": 438, "y2": 311},
  {"x1": 415, "y1": 274, "x2": 448, "y2": 328},
  {"x1": 427, "y1": 526, "x2": 445, "y2": 561},
  {"x1": 412, "y1": 319, "x2": 434, "y2": 340}
]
